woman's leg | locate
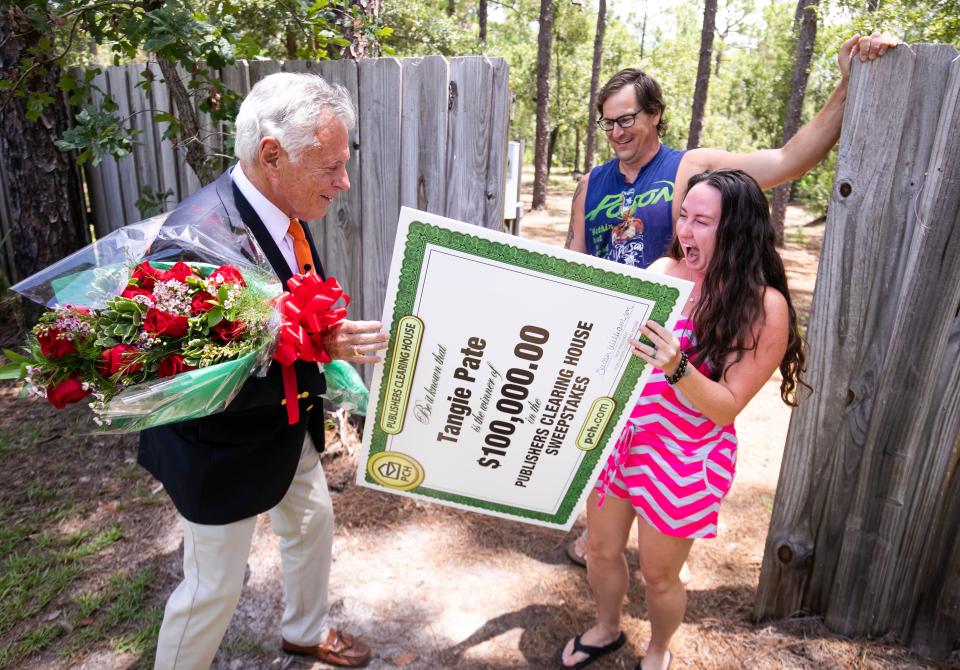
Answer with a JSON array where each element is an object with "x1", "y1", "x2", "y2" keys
[
  {"x1": 636, "y1": 517, "x2": 694, "y2": 670},
  {"x1": 559, "y1": 490, "x2": 635, "y2": 667}
]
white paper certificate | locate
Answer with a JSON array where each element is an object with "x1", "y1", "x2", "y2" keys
[{"x1": 357, "y1": 208, "x2": 691, "y2": 529}]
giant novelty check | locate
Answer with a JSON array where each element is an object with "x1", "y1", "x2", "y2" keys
[{"x1": 358, "y1": 208, "x2": 691, "y2": 529}]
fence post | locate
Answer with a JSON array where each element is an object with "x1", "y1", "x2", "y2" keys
[{"x1": 755, "y1": 45, "x2": 960, "y2": 657}]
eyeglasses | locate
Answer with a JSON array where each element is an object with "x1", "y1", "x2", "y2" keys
[{"x1": 596, "y1": 110, "x2": 642, "y2": 131}]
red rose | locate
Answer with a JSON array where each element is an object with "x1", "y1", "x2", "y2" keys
[
  {"x1": 156, "y1": 353, "x2": 194, "y2": 378},
  {"x1": 144, "y1": 308, "x2": 189, "y2": 338},
  {"x1": 131, "y1": 261, "x2": 163, "y2": 291},
  {"x1": 160, "y1": 261, "x2": 195, "y2": 283},
  {"x1": 121, "y1": 285, "x2": 156, "y2": 303},
  {"x1": 190, "y1": 291, "x2": 216, "y2": 315},
  {"x1": 100, "y1": 344, "x2": 143, "y2": 376},
  {"x1": 46, "y1": 376, "x2": 92, "y2": 409},
  {"x1": 36, "y1": 328, "x2": 77, "y2": 360},
  {"x1": 209, "y1": 265, "x2": 246, "y2": 287},
  {"x1": 212, "y1": 319, "x2": 246, "y2": 342}
]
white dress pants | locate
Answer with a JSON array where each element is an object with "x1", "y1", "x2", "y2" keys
[{"x1": 154, "y1": 435, "x2": 333, "y2": 669}]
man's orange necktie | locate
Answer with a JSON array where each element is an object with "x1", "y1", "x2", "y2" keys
[{"x1": 287, "y1": 218, "x2": 315, "y2": 274}]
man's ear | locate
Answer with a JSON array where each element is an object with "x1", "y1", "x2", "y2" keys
[{"x1": 259, "y1": 137, "x2": 282, "y2": 169}]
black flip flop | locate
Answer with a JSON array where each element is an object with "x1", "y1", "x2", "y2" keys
[{"x1": 555, "y1": 631, "x2": 627, "y2": 670}]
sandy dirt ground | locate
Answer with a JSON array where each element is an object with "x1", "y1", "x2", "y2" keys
[{"x1": 0, "y1": 173, "x2": 954, "y2": 670}]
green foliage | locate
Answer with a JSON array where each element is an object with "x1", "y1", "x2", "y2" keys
[
  {"x1": 382, "y1": 0, "x2": 479, "y2": 56},
  {"x1": 54, "y1": 103, "x2": 136, "y2": 167},
  {"x1": 135, "y1": 184, "x2": 176, "y2": 217},
  {"x1": 840, "y1": 0, "x2": 960, "y2": 46},
  {"x1": 3, "y1": 0, "x2": 956, "y2": 221},
  {"x1": 2, "y1": 0, "x2": 391, "y2": 196}
]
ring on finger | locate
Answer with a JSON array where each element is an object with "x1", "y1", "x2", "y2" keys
[{"x1": 353, "y1": 345, "x2": 361, "y2": 357}]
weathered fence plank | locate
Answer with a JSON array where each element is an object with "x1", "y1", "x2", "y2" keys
[
  {"x1": 127, "y1": 63, "x2": 161, "y2": 213},
  {"x1": 87, "y1": 69, "x2": 124, "y2": 235},
  {"x1": 827, "y1": 47, "x2": 960, "y2": 636},
  {"x1": 358, "y1": 58, "x2": 402, "y2": 326},
  {"x1": 445, "y1": 57, "x2": 495, "y2": 226},
  {"x1": 399, "y1": 56, "x2": 449, "y2": 216},
  {"x1": 756, "y1": 45, "x2": 960, "y2": 656},
  {"x1": 106, "y1": 66, "x2": 141, "y2": 225},
  {"x1": 248, "y1": 60, "x2": 282, "y2": 88},
  {"x1": 899, "y1": 314, "x2": 960, "y2": 656},
  {"x1": 219, "y1": 61, "x2": 250, "y2": 99},
  {"x1": 755, "y1": 48, "x2": 917, "y2": 618},
  {"x1": 484, "y1": 57, "x2": 510, "y2": 231}
]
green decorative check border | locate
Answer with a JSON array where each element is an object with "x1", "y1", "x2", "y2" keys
[{"x1": 365, "y1": 220, "x2": 680, "y2": 525}]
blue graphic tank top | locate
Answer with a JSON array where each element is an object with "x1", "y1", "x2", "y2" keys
[{"x1": 583, "y1": 144, "x2": 685, "y2": 268}]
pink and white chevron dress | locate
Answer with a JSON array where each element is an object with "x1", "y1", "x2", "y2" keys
[{"x1": 596, "y1": 318, "x2": 737, "y2": 539}]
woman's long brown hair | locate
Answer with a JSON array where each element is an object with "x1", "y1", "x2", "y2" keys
[{"x1": 668, "y1": 169, "x2": 809, "y2": 406}]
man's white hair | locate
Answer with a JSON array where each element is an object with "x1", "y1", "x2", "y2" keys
[{"x1": 234, "y1": 72, "x2": 356, "y2": 164}]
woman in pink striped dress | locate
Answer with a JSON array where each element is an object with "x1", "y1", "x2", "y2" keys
[{"x1": 558, "y1": 169, "x2": 808, "y2": 670}]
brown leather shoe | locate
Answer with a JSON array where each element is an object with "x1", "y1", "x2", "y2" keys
[{"x1": 282, "y1": 629, "x2": 371, "y2": 667}]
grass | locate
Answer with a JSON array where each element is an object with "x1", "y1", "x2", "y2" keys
[
  {"x1": 0, "y1": 624, "x2": 66, "y2": 669},
  {"x1": 0, "y1": 425, "x2": 40, "y2": 458},
  {"x1": 0, "y1": 417, "x2": 158, "y2": 670},
  {"x1": 0, "y1": 523, "x2": 126, "y2": 664},
  {"x1": 67, "y1": 567, "x2": 162, "y2": 664},
  {"x1": 221, "y1": 630, "x2": 266, "y2": 656},
  {"x1": 0, "y1": 526, "x2": 163, "y2": 669}
]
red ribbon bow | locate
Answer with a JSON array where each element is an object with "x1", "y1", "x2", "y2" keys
[{"x1": 274, "y1": 273, "x2": 350, "y2": 425}]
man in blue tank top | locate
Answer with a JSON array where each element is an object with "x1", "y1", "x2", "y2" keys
[{"x1": 564, "y1": 31, "x2": 899, "y2": 270}]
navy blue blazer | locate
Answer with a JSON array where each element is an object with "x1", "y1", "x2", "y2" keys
[{"x1": 138, "y1": 171, "x2": 328, "y2": 525}]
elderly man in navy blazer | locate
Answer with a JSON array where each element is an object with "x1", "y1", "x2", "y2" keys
[{"x1": 139, "y1": 72, "x2": 387, "y2": 669}]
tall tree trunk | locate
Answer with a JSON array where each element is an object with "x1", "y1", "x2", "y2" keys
[
  {"x1": 547, "y1": 125, "x2": 559, "y2": 178},
  {"x1": 770, "y1": 0, "x2": 818, "y2": 244},
  {"x1": 344, "y1": 0, "x2": 383, "y2": 58},
  {"x1": 285, "y1": 23, "x2": 299, "y2": 59},
  {"x1": 574, "y1": 126, "x2": 580, "y2": 175},
  {"x1": 639, "y1": 0, "x2": 648, "y2": 60},
  {"x1": 156, "y1": 58, "x2": 217, "y2": 186},
  {"x1": 687, "y1": 0, "x2": 718, "y2": 149},
  {"x1": 583, "y1": 0, "x2": 606, "y2": 174},
  {"x1": 478, "y1": 0, "x2": 487, "y2": 43},
  {"x1": 531, "y1": 0, "x2": 554, "y2": 210},
  {"x1": 142, "y1": 0, "x2": 217, "y2": 186},
  {"x1": 0, "y1": 7, "x2": 86, "y2": 286}
]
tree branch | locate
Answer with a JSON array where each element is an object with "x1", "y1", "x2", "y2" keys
[{"x1": 156, "y1": 57, "x2": 215, "y2": 186}]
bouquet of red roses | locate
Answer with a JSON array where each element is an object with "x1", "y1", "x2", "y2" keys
[
  {"x1": 3, "y1": 210, "x2": 355, "y2": 430},
  {"x1": 2, "y1": 258, "x2": 277, "y2": 429},
  {"x1": 5, "y1": 209, "x2": 354, "y2": 431}
]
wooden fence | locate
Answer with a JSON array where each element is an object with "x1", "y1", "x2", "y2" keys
[
  {"x1": 81, "y1": 55, "x2": 511, "y2": 328},
  {"x1": 754, "y1": 45, "x2": 960, "y2": 657}
]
